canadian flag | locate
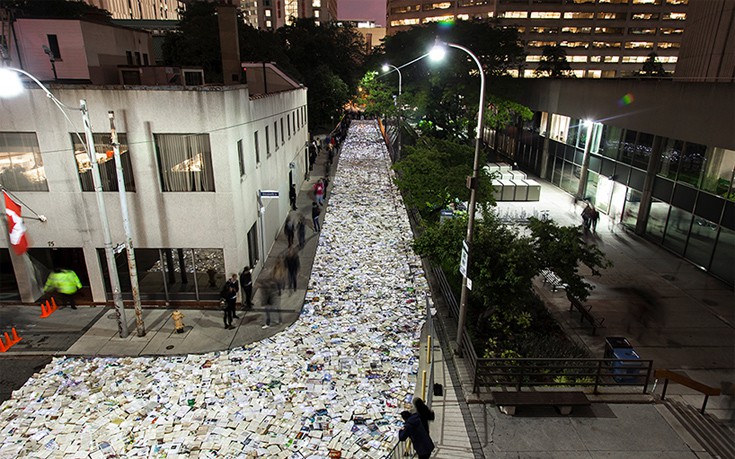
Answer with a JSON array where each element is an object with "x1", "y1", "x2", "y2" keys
[{"x1": 4, "y1": 191, "x2": 29, "y2": 255}]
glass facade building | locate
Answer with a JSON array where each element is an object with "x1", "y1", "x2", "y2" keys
[{"x1": 497, "y1": 112, "x2": 734, "y2": 285}]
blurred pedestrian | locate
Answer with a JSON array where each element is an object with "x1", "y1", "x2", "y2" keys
[
  {"x1": 285, "y1": 247, "x2": 300, "y2": 291},
  {"x1": 591, "y1": 208, "x2": 600, "y2": 233},
  {"x1": 314, "y1": 179, "x2": 325, "y2": 206},
  {"x1": 44, "y1": 268, "x2": 82, "y2": 309},
  {"x1": 297, "y1": 214, "x2": 307, "y2": 249},
  {"x1": 413, "y1": 398, "x2": 435, "y2": 435},
  {"x1": 398, "y1": 410, "x2": 434, "y2": 459},
  {"x1": 272, "y1": 257, "x2": 287, "y2": 294},
  {"x1": 260, "y1": 278, "x2": 281, "y2": 329},
  {"x1": 289, "y1": 183, "x2": 298, "y2": 210},
  {"x1": 285, "y1": 215, "x2": 295, "y2": 247},
  {"x1": 240, "y1": 265, "x2": 254, "y2": 309},
  {"x1": 312, "y1": 202, "x2": 321, "y2": 232}
]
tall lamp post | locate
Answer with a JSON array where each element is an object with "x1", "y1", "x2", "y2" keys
[
  {"x1": 429, "y1": 40, "x2": 486, "y2": 354},
  {"x1": 381, "y1": 63, "x2": 402, "y2": 161},
  {"x1": 0, "y1": 67, "x2": 132, "y2": 338}
]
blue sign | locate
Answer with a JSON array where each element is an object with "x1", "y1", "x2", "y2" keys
[{"x1": 259, "y1": 190, "x2": 279, "y2": 198}]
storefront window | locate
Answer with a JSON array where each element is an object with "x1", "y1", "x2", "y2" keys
[
  {"x1": 585, "y1": 171, "x2": 599, "y2": 204},
  {"x1": 560, "y1": 160, "x2": 580, "y2": 195},
  {"x1": 600, "y1": 125, "x2": 623, "y2": 160},
  {"x1": 658, "y1": 138, "x2": 682, "y2": 180},
  {"x1": 619, "y1": 129, "x2": 637, "y2": 165},
  {"x1": 632, "y1": 132, "x2": 654, "y2": 170},
  {"x1": 662, "y1": 206, "x2": 692, "y2": 255},
  {"x1": 646, "y1": 199, "x2": 669, "y2": 243},
  {"x1": 685, "y1": 216, "x2": 718, "y2": 268},
  {"x1": 710, "y1": 227, "x2": 734, "y2": 284},
  {"x1": 622, "y1": 188, "x2": 641, "y2": 229},
  {"x1": 699, "y1": 147, "x2": 735, "y2": 200},
  {"x1": 676, "y1": 142, "x2": 707, "y2": 187}
]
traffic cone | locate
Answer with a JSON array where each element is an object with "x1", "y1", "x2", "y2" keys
[
  {"x1": 11, "y1": 328, "x2": 21, "y2": 344},
  {"x1": 0, "y1": 337, "x2": 6, "y2": 352},
  {"x1": 50, "y1": 297, "x2": 58, "y2": 311},
  {"x1": 3, "y1": 333, "x2": 10, "y2": 347},
  {"x1": 40, "y1": 301, "x2": 52, "y2": 318}
]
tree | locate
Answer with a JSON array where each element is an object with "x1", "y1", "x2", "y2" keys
[
  {"x1": 535, "y1": 45, "x2": 574, "y2": 78},
  {"x1": 356, "y1": 71, "x2": 396, "y2": 118},
  {"x1": 2, "y1": 0, "x2": 112, "y2": 21},
  {"x1": 636, "y1": 52, "x2": 667, "y2": 77},
  {"x1": 393, "y1": 137, "x2": 494, "y2": 221}
]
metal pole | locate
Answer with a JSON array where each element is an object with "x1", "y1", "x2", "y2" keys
[
  {"x1": 451, "y1": 43, "x2": 486, "y2": 354},
  {"x1": 576, "y1": 121, "x2": 594, "y2": 200},
  {"x1": 81, "y1": 100, "x2": 128, "y2": 338},
  {"x1": 108, "y1": 111, "x2": 145, "y2": 337}
]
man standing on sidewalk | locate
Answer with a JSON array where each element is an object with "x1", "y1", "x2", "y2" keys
[
  {"x1": 289, "y1": 183, "x2": 297, "y2": 210},
  {"x1": 312, "y1": 203, "x2": 321, "y2": 232},
  {"x1": 240, "y1": 266, "x2": 254, "y2": 310}
]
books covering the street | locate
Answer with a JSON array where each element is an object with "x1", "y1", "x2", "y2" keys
[{"x1": 0, "y1": 121, "x2": 430, "y2": 458}]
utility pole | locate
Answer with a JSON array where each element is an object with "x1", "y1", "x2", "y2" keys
[{"x1": 109, "y1": 111, "x2": 146, "y2": 337}]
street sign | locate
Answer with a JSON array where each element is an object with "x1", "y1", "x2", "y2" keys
[
  {"x1": 459, "y1": 247, "x2": 468, "y2": 277},
  {"x1": 462, "y1": 240, "x2": 469, "y2": 252},
  {"x1": 259, "y1": 190, "x2": 279, "y2": 198},
  {"x1": 467, "y1": 278, "x2": 473, "y2": 290}
]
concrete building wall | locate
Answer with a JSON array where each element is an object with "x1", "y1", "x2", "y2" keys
[{"x1": 0, "y1": 85, "x2": 308, "y2": 303}]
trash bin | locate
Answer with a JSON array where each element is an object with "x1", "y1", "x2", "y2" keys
[{"x1": 604, "y1": 337, "x2": 642, "y2": 383}]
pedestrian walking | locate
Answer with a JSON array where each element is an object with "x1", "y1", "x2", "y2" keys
[
  {"x1": 240, "y1": 265, "x2": 254, "y2": 309},
  {"x1": 327, "y1": 143, "x2": 334, "y2": 165},
  {"x1": 591, "y1": 208, "x2": 600, "y2": 233},
  {"x1": 581, "y1": 204, "x2": 594, "y2": 231},
  {"x1": 272, "y1": 257, "x2": 287, "y2": 294},
  {"x1": 220, "y1": 274, "x2": 239, "y2": 329},
  {"x1": 285, "y1": 247, "x2": 300, "y2": 291},
  {"x1": 313, "y1": 179, "x2": 325, "y2": 206},
  {"x1": 322, "y1": 176, "x2": 330, "y2": 200},
  {"x1": 308, "y1": 142, "x2": 317, "y2": 171},
  {"x1": 413, "y1": 398, "x2": 435, "y2": 435},
  {"x1": 44, "y1": 268, "x2": 82, "y2": 309},
  {"x1": 260, "y1": 278, "x2": 281, "y2": 329},
  {"x1": 398, "y1": 410, "x2": 434, "y2": 459},
  {"x1": 312, "y1": 202, "x2": 321, "y2": 232},
  {"x1": 297, "y1": 214, "x2": 307, "y2": 249},
  {"x1": 289, "y1": 183, "x2": 297, "y2": 210},
  {"x1": 285, "y1": 215, "x2": 295, "y2": 247}
]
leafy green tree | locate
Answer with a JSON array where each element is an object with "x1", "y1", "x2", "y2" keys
[
  {"x1": 527, "y1": 217, "x2": 612, "y2": 301},
  {"x1": 535, "y1": 45, "x2": 574, "y2": 78},
  {"x1": 357, "y1": 71, "x2": 396, "y2": 118},
  {"x1": 393, "y1": 137, "x2": 494, "y2": 221},
  {"x1": 636, "y1": 52, "x2": 667, "y2": 77},
  {"x1": 307, "y1": 65, "x2": 350, "y2": 128}
]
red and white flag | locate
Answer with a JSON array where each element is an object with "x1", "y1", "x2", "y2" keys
[{"x1": 3, "y1": 191, "x2": 29, "y2": 255}]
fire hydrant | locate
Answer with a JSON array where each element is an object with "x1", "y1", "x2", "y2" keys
[{"x1": 172, "y1": 310, "x2": 185, "y2": 333}]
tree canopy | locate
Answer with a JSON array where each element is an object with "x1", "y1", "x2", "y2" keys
[
  {"x1": 1, "y1": 0, "x2": 112, "y2": 21},
  {"x1": 535, "y1": 45, "x2": 574, "y2": 78},
  {"x1": 636, "y1": 52, "x2": 667, "y2": 77}
]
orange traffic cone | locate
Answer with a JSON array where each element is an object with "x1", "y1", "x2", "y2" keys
[
  {"x1": 40, "y1": 301, "x2": 52, "y2": 318},
  {"x1": 11, "y1": 328, "x2": 21, "y2": 344},
  {"x1": 3, "y1": 333, "x2": 10, "y2": 347},
  {"x1": 50, "y1": 297, "x2": 58, "y2": 311},
  {"x1": 0, "y1": 338, "x2": 6, "y2": 353}
]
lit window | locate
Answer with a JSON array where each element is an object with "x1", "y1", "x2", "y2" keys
[
  {"x1": 632, "y1": 13, "x2": 659, "y2": 20},
  {"x1": 657, "y1": 42, "x2": 680, "y2": 49},
  {"x1": 598, "y1": 0, "x2": 630, "y2": 3},
  {"x1": 525, "y1": 55, "x2": 542, "y2": 62},
  {"x1": 391, "y1": 19, "x2": 420, "y2": 26},
  {"x1": 561, "y1": 26, "x2": 592, "y2": 33},
  {"x1": 595, "y1": 27, "x2": 624, "y2": 34},
  {"x1": 564, "y1": 12, "x2": 594, "y2": 19},
  {"x1": 531, "y1": 27, "x2": 559, "y2": 34},
  {"x1": 423, "y1": 2, "x2": 453, "y2": 11},
  {"x1": 154, "y1": 134, "x2": 214, "y2": 192},
  {"x1": 0, "y1": 132, "x2": 48, "y2": 191},
  {"x1": 314, "y1": 10, "x2": 319, "y2": 17},
  {"x1": 572, "y1": 0, "x2": 595, "y2": 3},
  {"x1": 660, "y1": 28, "x2": 684, "y2": 34},
  {"x1": 666, "y1": 0, "x2": 687, "y2": 4},
  {"x1": 499, "y1": 11, "x2": 528, "y2": 19},
  {"x1": 457, "y1": 14, "x2": 469, "y2": 20},
  {"x1": 459, "y1": 0, "x2": 490, "y2": 6},
  {"x1": 423, "y1": 15, "x2": 454, "y2": 23},
  {"x1": 530, "y1": 12, "x2": 561, "y2": 19},
  {"x1": 630, "y1": 28, "x2": 657, "y2": 35},
  {"x1": 663, "y1": 12, "x2": 686, "y2": 20},
  {"x1": 266, "y1": 20, "x2": 272, "y2": 27},
  {"x1": 592, "y1": 41, "x2": 621, "y2": 48},
  {"x1": 569, "y1": 56, "x2": 588, "y2": 62},
  {"x1": 507, "y1": 69, "x2": 520, "y2": 77},
  {"x1": 587, "y1": 70, "x2": 602, "y2": 78},
  {"x1": 622, "y1": 56, "x2": 649, "y2": 63},
  {"x1": 632, "y1": 0, "x2": 660, "y2": 3},
  {"x1": 590, "y1": 56, "x2": 602, "y2": 62},
  {"x1": 523, "y1": 69, "x2": 536, "y2": 78},
  {"x1": 312, "y1": 0, "x2": 320, "y2": 6},
  {"x1": 72, "y1": 133, "x2": 135, "y2": 192},
  {"x1": 559, "y1": 41, "x2": 588, "y2": 48},
  {"x1": 625, "y1": 41, "x2": 654, "y2": 49},
  {"x1": 265, "y1": 9, "x2": 271, "y2": 16},
  {"x1": 527, "y1": 41, "x2": 558, "y2": 47},
  {"x1": 572, "y1": 70, "x2": 585, "y2": 78},
  {"x1": 604, "y1": 56, "x2": 620, "y2": 62},
  {"x1": 390, "y1": 5, "x2": 420, "y2": 14},
  {"x1": 597, "y1": 13, "x2": 621, "y2": 20}
]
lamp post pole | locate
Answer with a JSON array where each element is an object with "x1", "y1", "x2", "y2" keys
[
  {"x1": 382, "y1": 64, "x2": 402, "y2": 161},
  {"x1": 0, "y1": 67, "x2": 130, "y2": 338},
  {"x1": 434, "y1": 42, "x2": 486, "y2": 355}
]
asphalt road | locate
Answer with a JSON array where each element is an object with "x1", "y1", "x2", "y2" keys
[{"x1": 0, "y1": 356, "x2": 52, "y2": 403}]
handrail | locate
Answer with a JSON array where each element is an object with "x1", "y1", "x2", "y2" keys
[{"x1": 654, "y1": 369, "x2": 721, "y2": 414}]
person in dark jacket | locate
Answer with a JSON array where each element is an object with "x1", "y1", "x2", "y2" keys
[
  {"x1": 413, "y1": 398, "x2": 435, "y2": 435},
  {"x1": 289, "y1": 183, "x2": 297, "y2": 210},
  {"x1": 398, "y1": 410, "x2": 434, "y2": 459},
  {"x1": 220, "y1": 274, "x2": 239, "y2": 329},
  {"x1": 239, "y1": 266, "x2": 254, "y2": 309},
  {"x1": 311, "y1": 203, "x2": 321, "y2": 232}
]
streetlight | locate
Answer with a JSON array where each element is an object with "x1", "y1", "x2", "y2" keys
[
  {"x1": 0, "y1": 66, "x2": 135, "y2": 338},
  {"x1": 382, "y1": 63, "x2": 403, "y2": 161},
  {"x1": 429, "y1": 39, "x2": 486, "y2": 355}
]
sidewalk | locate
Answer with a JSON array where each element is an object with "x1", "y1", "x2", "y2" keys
[{"x1": 0, "y1": 138, "x2": 336, "y2": 358}]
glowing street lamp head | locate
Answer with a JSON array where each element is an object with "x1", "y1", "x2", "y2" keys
[
  {"x1": 429, "y1": 42, "x2": 447, "y2": 62},
  {"x1": 0, "y1": 68, "x2": 25, "y2": 98},
  {"x1": 382, "y1": 64, "x2": 390, "y2": 72}
]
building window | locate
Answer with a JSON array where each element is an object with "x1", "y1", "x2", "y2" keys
[
  {"x1": 0, "y1": 132, "x2": 48, "y2": 191},
  {"x1": 423, "y1": 15, "x2": 454, "y2": 23},
  {"x1": 72, "y1": 133, "x2": 135, "y2": 192},
  {"x1": 657, "y1": 42, "x2": 680, "y2": 49},
  {"x1": 660, "y1": 28, "x2": 684, "y2": 34},
  {"x1": 564, "y1": 12, "x2": 594, "y2": 19},
  {"x1": 134, "y1": 52, "x2": 141, "y2": 65},
  {"x1": 662, "y1": 12, "x2": 686, "y2": 20},
  {"x1": 273, "y1": 122, "x2": 279, "y2": 150},
  {"x1": 46, "y1": 35, "x2": 61, "y2": 59},
  {"x1": 254, "y1": 131, "x2": 260, "y2": 164},
  {"x1": 632, "y1": 0, "x2": 660, "y2": 4},
  {"x1": 154, "y1": 134, "x2": 214, "y2": 192},
  {"x1": 459, "y1": 0, "x2": 489, "y2": 6},
  {"x1": 391, "y1": 4, "x2": 421, "y2": 14},
  {"x1": 559, "y1": 41, "x2": 589, "y2": 48},
  {"x1": 143, "y1": 54, "x2": 149, "y2": 65},
  {"x1": 630, "y1": 28, "x2": 657, "y2": 35},
  {"x1": 280, "y1": 118, "x2": 285, "y2": 144},
  {"x1": 597, "y1": 13, "x2": 624, "y2": 20},
  {"x1": 595, "y1": 27, "x2": 625, "y2": 35},
  {"x1": 265, "y1": 9, "x2": 272, "y2": 16},
  {"x1": 500, "y1": 11, "x2": 528, "y2": 19},
  {"x1": 561, "y1": 27, "x2": 591, "y2": 34},
  {"x1": 265, "y1": 126, "x2": 271, "y2": 157},
  {"x1": 391, "y1": 19, "x2": 420, "y2": 26},
  {"x1": 126, "y1": 51, "x2": 133, "y2": 65},
  {"x1": 666, "y1": 0, "x2": 687, "y2": 4},
  {"x1": 531, "y1": 27, "x2": 559, "y2": 34},
  {"x1": 237, "y1": 139, "x2": 245, "y2": 177},
  {"x1": 632, "y1": 13, "x2": 659, "y2": 20},
  {"x1": 423, "y1": 2, "x2": 453, "y2": 11},
  {"x1": 530, "y1": 12, "x2": 561, "y2": 19},
  {"x1": 625, "y1": 41, "x2": 654, "y2": 49},
  {"x1": 287, "y1": 115, "x2": 291, "y2": 138},
  {"x1": 593, "y1": 41, "x2": 621, "y2": 48},
  {"x1": 247, "y1": 222, "x2": 259, "y2": 267}
]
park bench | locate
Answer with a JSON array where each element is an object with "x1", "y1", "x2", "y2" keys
[
  {"x1": 492, "y1": 390, "x2": 591, "y2": 416},
  {"x1": 541, "y1": 269, "x2": 567, "y2": 292},
  {"x1": 568, "y1": 294, "x2": 605, "y2": 335}
]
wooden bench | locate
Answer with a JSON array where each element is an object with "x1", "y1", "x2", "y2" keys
[
  {"x1": 492, "y1": 391, "x2": 591, "y2": 416},
  {"x1": 541, "y1": 269, "x2": 567, "y2": 292},
  {"x1": 568, "y1": 295, "x2": 605, "y2": 335}
]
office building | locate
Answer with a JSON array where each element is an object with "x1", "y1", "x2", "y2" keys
[
  {"x1": 387, "y1": 0, "x2": 689, "y2": 78},
  {"x1": 241, "y1": 0, "x2": 338, "y2": 30}
]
